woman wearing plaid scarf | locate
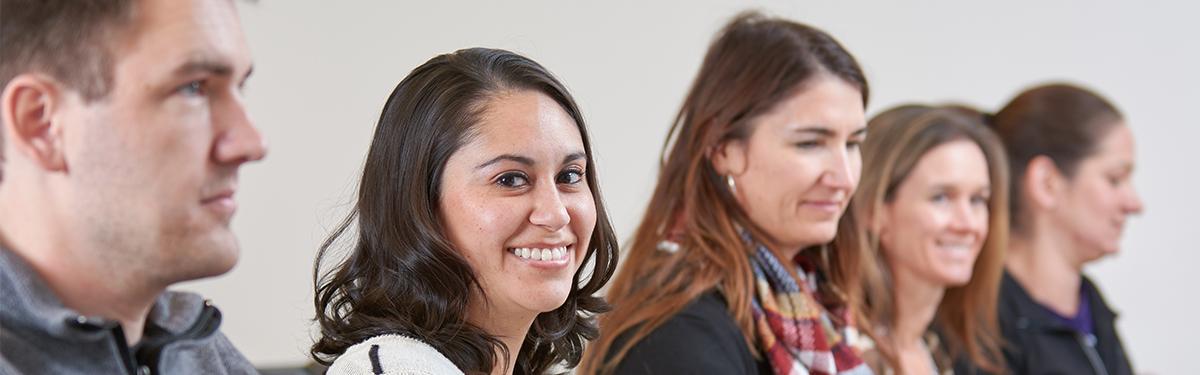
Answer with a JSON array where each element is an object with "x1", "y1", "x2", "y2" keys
[{"x1": 580, "y1": 11, "x2": 878, "y2": 375}]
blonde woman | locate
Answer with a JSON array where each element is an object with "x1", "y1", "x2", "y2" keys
[{"x1": 851, "y1": 105, "x2": 1009, "y2": 375}]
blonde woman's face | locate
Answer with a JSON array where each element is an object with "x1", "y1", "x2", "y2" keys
[{"x1": 879, "y1": 140, "x2": 992, "y2": 287}]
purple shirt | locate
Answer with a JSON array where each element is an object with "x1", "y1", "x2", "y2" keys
[{"x1": 1039, "y1": 286, "x2": 1095, "y2": 335}]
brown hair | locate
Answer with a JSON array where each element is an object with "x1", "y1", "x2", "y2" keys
[
  {"x1": 0, "y1": 0, "x2": 137, "y2": 101},
  {"x1": 312, "y1": 48, "x2": 619, "y2": 374},
  {"x1": 989, "y1": 83, "x2": 1123, "y2": 232},
  {"x1": 579, "y1": 11, "x2": 870, "y2": 374},
  {"x1": 0, "y1": 0, "x2": 136, "y2": 182},
  {"x1": 852, "y1": 105, "x2": 1008, "y2": 373}
]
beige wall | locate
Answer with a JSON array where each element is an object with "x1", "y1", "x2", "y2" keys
[{"x1": 179, "y1": 0, "x2": 1199, "y2": 373}]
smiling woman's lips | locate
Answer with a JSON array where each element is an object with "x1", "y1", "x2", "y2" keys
[{"x1": 507, "y1": 244, "x2": 574, "y2": 269}]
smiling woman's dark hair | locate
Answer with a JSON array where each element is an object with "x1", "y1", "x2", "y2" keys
[{"x1": 311, "y1": 47, "x2": 619, "y2": 374}]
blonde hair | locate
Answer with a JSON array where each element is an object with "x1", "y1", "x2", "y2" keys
[{"x1": 851, "y1": 105, "x2": 1009, "y2": 373}]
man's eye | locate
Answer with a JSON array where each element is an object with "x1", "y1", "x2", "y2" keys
[{"x1": 177, "y1": 80, "x2": 206, "y2": 96}]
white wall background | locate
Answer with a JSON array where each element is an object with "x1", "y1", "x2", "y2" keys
[{"x1": 179, "y1": 1, "x2": 1199, "y2": 373}]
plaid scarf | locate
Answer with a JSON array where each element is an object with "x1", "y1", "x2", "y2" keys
[{"x1": 748, "y1": 237, "x2": 873, "y2": 375}]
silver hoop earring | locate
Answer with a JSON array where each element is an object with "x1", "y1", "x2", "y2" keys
[{"x1": 726, "y1": 175, "x2": 737, "y2": 194}]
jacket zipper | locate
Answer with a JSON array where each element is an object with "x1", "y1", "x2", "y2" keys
[{"x1": 1075, "y1": 332, "x2": 1109, "y2": 375}]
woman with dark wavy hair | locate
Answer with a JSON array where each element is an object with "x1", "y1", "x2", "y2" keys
[{"x1": 311, "y1": 47, "x2": 618, "y2": 375}]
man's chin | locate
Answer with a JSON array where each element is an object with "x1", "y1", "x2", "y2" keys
[{"x1": 171, "y1": 234, "x2": 241, "y2": 282}]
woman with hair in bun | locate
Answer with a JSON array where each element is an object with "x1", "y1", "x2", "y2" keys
[{"x1": 990, "y1": 83, "x2": 1142, "y2": 375}]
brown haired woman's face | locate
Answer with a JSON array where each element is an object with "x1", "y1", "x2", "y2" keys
[
  {"x1": 438, "y1": 90, "x2": 596, "y2": 322},
  {"x1": 713, "y1": 75, "x2": 866, "y2": 251},
  {"x1": 878, "y1": 140, "x2": 992, "y2": 287},
  {"x1": 1051, "y1": 124, "x2": 1143, "y2": 262}
]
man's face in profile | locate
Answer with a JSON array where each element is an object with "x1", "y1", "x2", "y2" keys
[{"x1": 58, "y1": 0, "x2": 264, "y2": 284}]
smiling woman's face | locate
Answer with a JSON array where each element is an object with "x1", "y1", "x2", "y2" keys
[
  {"x1": 438, "y1": 89, "x2": 596, "y2": 321},
  {"x1": 878, "y1": 140, "x2": 993, "y2": 287}
]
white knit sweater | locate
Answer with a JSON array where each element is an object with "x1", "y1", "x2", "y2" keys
[{"x1": 327, "y1": 334, "x2": 464, "y2": 375}]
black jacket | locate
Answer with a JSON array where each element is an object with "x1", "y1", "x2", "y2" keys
[
  {"x1": 997, "y1": 271, "x2": 1133, "y2": 375},
  {"x1": 606, "y1": 291, "x2": 772, "y2": 375}
]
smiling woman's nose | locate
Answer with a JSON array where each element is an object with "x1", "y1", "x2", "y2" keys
[{"x1": 530, "y1": 185, "x2": 570, "y2": 230}]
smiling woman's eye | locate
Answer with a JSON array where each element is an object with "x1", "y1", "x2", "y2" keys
[
  {"x1": 557, "y1": 168, "x2": 585, "y2": 185},
  {"x1": 496, "y1": 172, "x2": 530, "y2": 188}
]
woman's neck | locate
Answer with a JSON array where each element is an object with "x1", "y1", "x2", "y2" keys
[
  {"x1": 1006, "y1": 231, "x2": 1084, "y2": 316},
  {"x1": 469, "y1": 303, "x2": 535, "y2": 375},
  {"x1": 888, "y1": 268, "x2": 944, "y2": 375},
  {"x1": 889, "y1": 269, "x2": 944, "y2": 351}
]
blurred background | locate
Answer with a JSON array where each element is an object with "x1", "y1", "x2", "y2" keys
[{"x1": 181, "y1": 0, "x2": 1199, "y2": 373}]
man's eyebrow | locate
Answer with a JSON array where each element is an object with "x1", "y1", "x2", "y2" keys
[{"x1": 172, "y1": 58, "x2": 235, "y2": 77}]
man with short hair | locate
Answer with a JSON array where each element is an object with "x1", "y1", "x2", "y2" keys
[{"x1": 0, "y1": 0, "x2": 266, "y2": 373}]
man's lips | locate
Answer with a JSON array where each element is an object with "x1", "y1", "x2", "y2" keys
[{"x1": 201, "y1": 188, "x2": 237, "y2": 216}]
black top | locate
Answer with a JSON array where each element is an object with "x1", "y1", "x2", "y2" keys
[
  {"x1": 997, "y1": 270, "x2": 1133, "y2": 375},
  {"x1": 607, "y1": 291, "x2": 771, "y2": 375}
]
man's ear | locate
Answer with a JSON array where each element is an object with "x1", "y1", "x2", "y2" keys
[
  {"x1": 1, "y1": 74, "x2": 69, "y2": 172},
  {"x1": 709, "y1": 139, "x2": 748, "y2": 177},
  {"x1": 1023, "y1": 155, "x2": 1065, "y2": 211}
]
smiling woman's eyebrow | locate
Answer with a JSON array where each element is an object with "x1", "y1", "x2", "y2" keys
[
  {"x1": 563, "y1": 152, "x2": 586, "y2": 165},
  {"x1": 476, "y1": 154, "x2": 534, "y2": 169}
]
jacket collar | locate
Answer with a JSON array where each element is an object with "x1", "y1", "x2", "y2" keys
[
  {"x1": 0, "y1": 246, "x2": 218, "y2": 340},
  {"x1": 1000, "y1": 270, "x2": 1118, "y2": 332}
]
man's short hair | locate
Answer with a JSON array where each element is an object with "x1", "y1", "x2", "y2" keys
[
  {"x1": 0, "y1": 0, "x2": 135, "y2": 100},
  {"x1": 0, "y1": 0, "x2": 136, "y2": 182}
]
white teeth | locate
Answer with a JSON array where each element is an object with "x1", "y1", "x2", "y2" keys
[
  {"x1": 510, "y1": 246, "x2": 570, "y2": 261},
  {"x1": 939, "y1": 244, "x2": 970, "y2": 252}
]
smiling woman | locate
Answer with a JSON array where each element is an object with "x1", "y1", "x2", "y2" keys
[
  {"x1": 310, "y1": 48, "x2": 618, "y2": 375},
  {"x1": 849, "y1": 105, "x2": 1010, "y2": 375}
]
